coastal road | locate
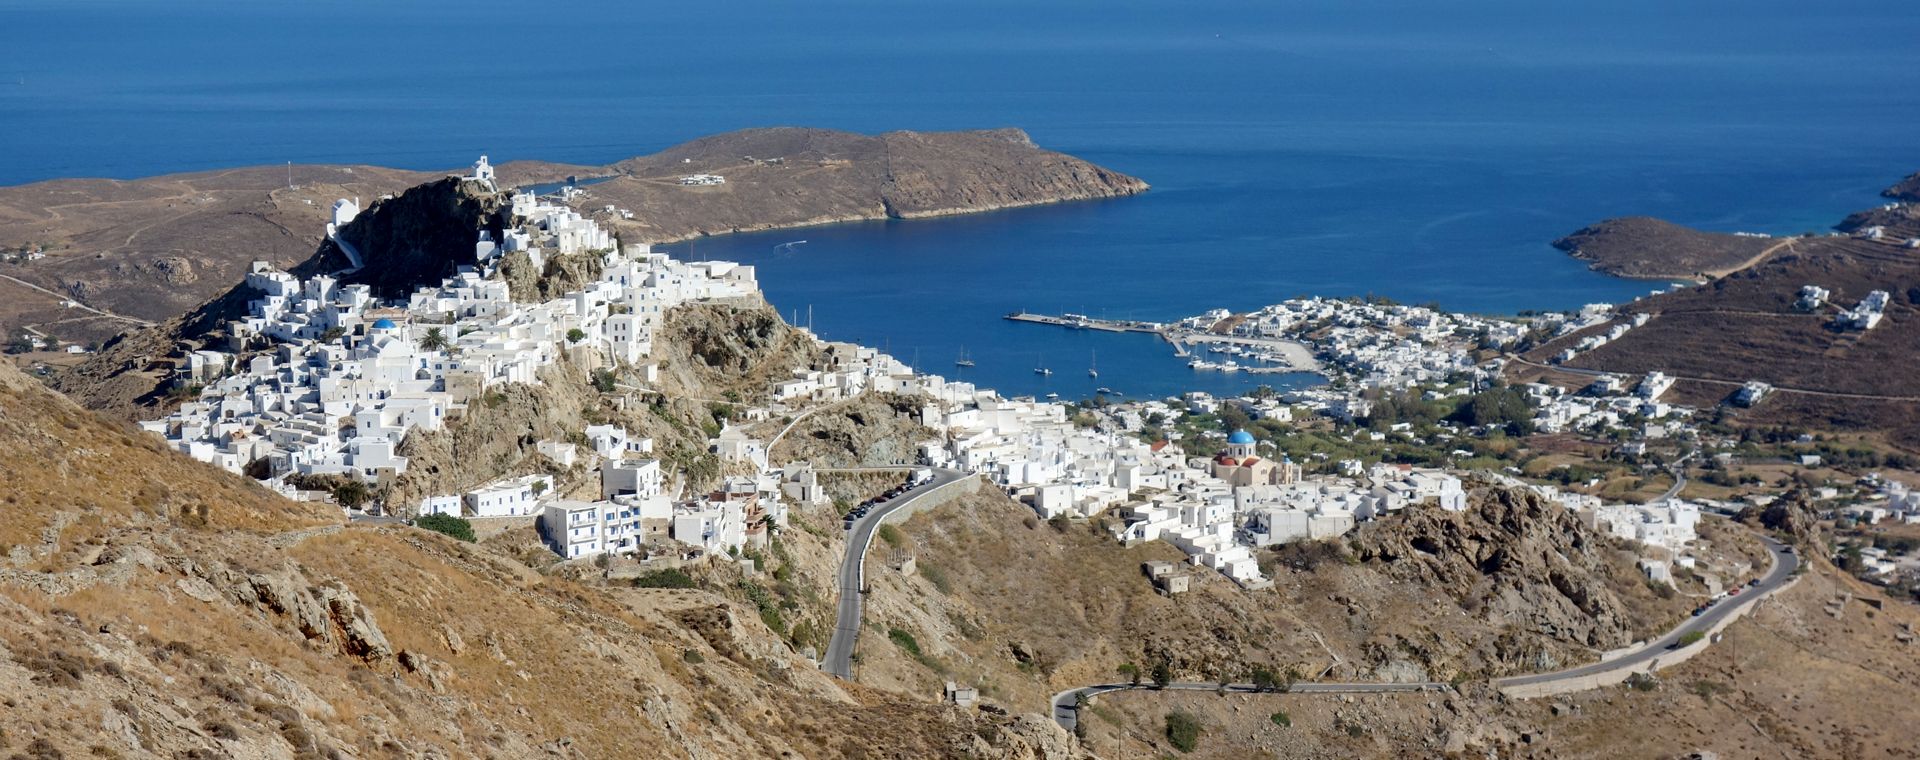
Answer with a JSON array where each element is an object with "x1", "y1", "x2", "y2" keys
[
  {"x1": 822, "y1": 467, "x2": 968, "y2": 679},
  {"x1": 1492, "y1": 534, "x2": 1797, "y2": 691},
  {"x1": 1050, "y1": 681, "x2": 1444, "y2": 732}
]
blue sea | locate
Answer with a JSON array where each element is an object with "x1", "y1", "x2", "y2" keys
[{"x1": 4, "y1": 0, "x2": 1918, "y2": 400}]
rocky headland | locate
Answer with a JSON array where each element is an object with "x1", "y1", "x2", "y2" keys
[{"x1": 1551, "y1": 216, "x2": 1781, "y2": 280}]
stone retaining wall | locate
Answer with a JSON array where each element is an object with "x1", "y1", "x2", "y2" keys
[{"x1": 878, "y1": 475, "x2": 982, "y2": 526}]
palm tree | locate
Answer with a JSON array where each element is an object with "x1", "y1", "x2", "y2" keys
[{"x1": 418, "y1": 327, "x2": 450, "y2": 352}]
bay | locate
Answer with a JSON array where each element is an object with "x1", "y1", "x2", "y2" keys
[{"x1": 3, "y1": 0, "x2": 1918, "y2": 399}]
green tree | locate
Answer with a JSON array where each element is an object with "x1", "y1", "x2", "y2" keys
[
  {"x1": 414, "y1": 514, "x2": 475, "y2": 542},
  {"x1": 1249, "y1": 665, "x2": 1281, "y2": 692},
  {"x1": 1117, "y1": 662, "x2": 1142, "y2": 687},
  {"x1": 332, "y1": 481, "x2": 370, "y2": 510},
  {"x1": 591, "y1": 368, "x2": 617, "y2": 393},
  {"x1": 567, "y1": 327, "x2": 586, "y2": 344},
  {"x1": 417, "y1": 327, "x2": 451, "y2": 352},
  {"x1": 1152, "y1": 659, "x2": 1173, "y2": 690}
]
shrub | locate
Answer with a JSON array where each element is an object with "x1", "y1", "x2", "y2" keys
[
  {"x1": 876, "y1": 524, "x2": 903, "y2": 548},
  {"x1": 681, "y1": 650, "x2": 705, "y2": 665},
  {"x1": 632, "y1": 568, "x2": 697, "y2": 589},
  {"x1": 1164, "y1": 711, "x2": 1202, "y2": 753},
  {"x1": 1270, "y1": 711, "x2": 1291, "y2": 728},
  {"x1": 887, "y1": 628, "x2": 922, "y2": 657},
  {"x1": 414, "y1": 514, "x2": 475, "y2": 542},
  {"x1": 1677, "y1": 630, "x2": 1706, "y2": 647}
]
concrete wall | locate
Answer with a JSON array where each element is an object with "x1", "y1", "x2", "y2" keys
[
  {"x1": 1497, "y1": 574, "x2": 1803, "y2": 699},
  {"x1": 879, "y1": 474, "x2": 982, "y2": 526}
]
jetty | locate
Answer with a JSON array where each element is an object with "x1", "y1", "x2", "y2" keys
[
  {"x1": 1007, "y1": 311, "x2": 1321, "y2": 371},
  {"x1": 1004, "y1": 311, "x2": 1163, "y2": 334},
  {"x1": 1006, "y1": 311, "x2": 1190, "y2": 356}
]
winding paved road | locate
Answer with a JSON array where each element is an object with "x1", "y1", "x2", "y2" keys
[
  {"x1": 1048, "y1": 532, "x2": 1799, "y2": 729},
  {"x1": 821, "y1": 467, "x2": 967, "y2": 679},
  {"x1": 1492, "y1": 534, "x2": 1796, "y2": 691}
]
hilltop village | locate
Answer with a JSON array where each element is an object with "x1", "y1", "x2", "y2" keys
[{"x1": 123, "y1": 157, "x2": 1784, "y2": 595}]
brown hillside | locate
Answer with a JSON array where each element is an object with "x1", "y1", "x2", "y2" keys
[
  {"x1": 1516, "y1": 173, "x2": 1920, "y2": 447},
  {"x1": 0, "y1": 357, "x2": 1087, "y2": 758},
  {"x1": 858, "y1": 484, "x2": 1709, "y2": 718}
]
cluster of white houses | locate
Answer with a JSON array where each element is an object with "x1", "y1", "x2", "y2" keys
[
  {"x1": 144, "y1": 165, "x2": 757, "y2": 495},
  {"x1": 1201, "y1": 298, "x2": 1528, "y2": 393},
  {"x1": 138, "y1": 159, "x2": 1715, "y2": 580},
  {"x1": 904, "y1": 387, "x2": 1469, "y2": 588}
]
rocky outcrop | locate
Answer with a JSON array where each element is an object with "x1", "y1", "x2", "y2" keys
[
  {"x1": 1740, "y1": 494, "x2": 1823, "y2": 550},
  {"x1": 303, "y1": 176, "x2": 509, "y2": 298},
  {"x1": 181, "y1": 557, "x2": 396, "y2": 664},
  {"x1": 1348, "y1": 485, "x2": 1641, "y2": 649}
]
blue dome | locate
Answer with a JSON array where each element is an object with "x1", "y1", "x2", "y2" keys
[
  {"x1": 1227, "y1": 429, "x2": 1256, "y2": 445},
  {"x1": 371, "y1": 318, "x2": 398, "y2": 330}
]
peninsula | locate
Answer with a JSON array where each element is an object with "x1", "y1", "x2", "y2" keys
[
  {"x1": 1526, "y1": 169, "x2": 1920, "y2": 445},
  {"x1": 0, "y1": 127, "x2": 1145, "y2": 350}
]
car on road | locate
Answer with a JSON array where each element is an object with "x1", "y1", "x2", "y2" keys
[
  {"x1": 1727, "y1": 587, "x2": 1740, "y2": 596},
  {"x1": 1747, "y1": 578, "x2": 1760, "y2": 588},
  {"x1": 1691, "y1": 606, "x2": 1706, "y2": 617}
]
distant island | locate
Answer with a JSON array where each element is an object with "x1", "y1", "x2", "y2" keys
[{"x1": 0, "y1": 127, "x2": 1146, "y2": 350}]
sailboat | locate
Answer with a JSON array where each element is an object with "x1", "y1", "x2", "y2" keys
[
  {"x1": 1088, "y1": 349, "x2": 1099, "y2": 379},
  {"x1": 1033, "y1": 354, "x2": 1052, "y2": 376},
  {"x1": 955, "y1": 346, "x2": 975, "y2": 368}
]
